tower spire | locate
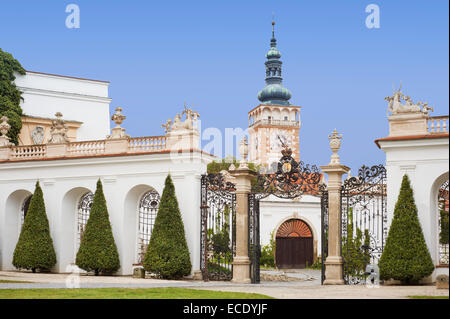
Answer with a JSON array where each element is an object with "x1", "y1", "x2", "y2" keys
[{"x1": 257, "y1": 20, "x2": 292, "y2": 106}]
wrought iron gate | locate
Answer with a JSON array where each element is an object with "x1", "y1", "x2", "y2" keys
[
  {"x1": 200, "y1": 173, "x2": 236, "y2": 281},
  {"x1": 341, "y1": 164, "x2": 387, "y2": 284},
  {"x1": 248, "y1": 193, "x2": 260, "y2": 283},
  {"x1": 251, "y1": 145, "x2": 327, "y2": 284},
  {"x1": 320, "y1": 189, "x2": 329, "y2": 284}
]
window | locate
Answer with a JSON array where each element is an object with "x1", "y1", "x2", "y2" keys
[
  {"x1": 20, "y1": 195, "x2": 32, "y2": 228},
  {"x1": 438, "y1": 180, "x2": 449, "y2": 265},
  {"x1": 77, "y1": 192, "x2": 94, "y2": 248},
  {"x1": 137, "y1": 190, "x2": 161, "y2": 263}
]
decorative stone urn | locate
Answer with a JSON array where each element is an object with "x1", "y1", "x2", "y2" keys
[
  {"x1": 238, "y1": 136, "x2": 249, "y2": 169},
  {"x1": 328, "y1": 129, "x2": 343, "y2": 165},
  {"x1": 0, "y1": 116, "x2": 13, "y2": 147},
  {"x1": 48, "y1": 112, "x2": 70, "y2": 144},
  {"x1": 108, "y1": 107, "x2": 130, "y2": 139}
]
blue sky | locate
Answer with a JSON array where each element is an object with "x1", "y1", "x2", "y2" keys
[{"x1": 1, "y1": 0, "x2": 448, "y2": 170}]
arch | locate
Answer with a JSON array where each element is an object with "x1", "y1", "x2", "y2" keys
[
  {"x1": 281, "y1": 108, "x2": 290, "y2": 121},
  {"x1": 276, "y1": 219, "x2": 312, "y2": 238},
  {"x1": 137, "y1": 190, "x2": 161, "y2": 263},
  {"x1": 272, "y1": 108, "x2": 281, "y2": 120},
  {"x1": 273, "y1": 215, "x2": 318, "y2": 243},
  {"x1": 123, "y1": 184, "x2": 160, "y2": 272},
  {"x1": 60, "y1": 187, "x2": 92, "y2": 272},
  {"x1": 20, "y1": 194, "x2": 32, "y2": 228},
  {"x1": 430, "y1": 171, "x2": 449, "y2": 266},
  {"x1": 274, "y1": 216, "x2": 317, "y2": 269},
  {"x1": 2, "y1": 189, "x2": 33, "y2": 270}
]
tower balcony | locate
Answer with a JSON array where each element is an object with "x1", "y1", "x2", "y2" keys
[{"x1": 249, "y1": 118, "x2": 300, "y2": 128}]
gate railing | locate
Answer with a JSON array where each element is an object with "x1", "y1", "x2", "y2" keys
[
  {"x1": 341, "y1": 164, "x2": 387, "y2": 285},
  {"x1": 248, "y1": 193, "x2": 260, "y2": 284},
  {"x1": 200, "y1": 173, "x2": 236, "y2": 281},
  {"x1": 320, "y1": 189, "x2": 329, "y2": 284}
]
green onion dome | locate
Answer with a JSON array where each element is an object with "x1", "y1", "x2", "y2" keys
[{"x1": 257, "y1": 21, "x2": 292, "y2": 106}]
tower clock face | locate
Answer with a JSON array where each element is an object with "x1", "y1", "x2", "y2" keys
[{"x1": 270, "y1": 131, "x2": 289, "y2": 151}]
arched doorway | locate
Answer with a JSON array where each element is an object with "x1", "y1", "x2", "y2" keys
[
  {"x1": 276, "y1": 219, "x2": 313, "y2": 269},
  {"x1": 77, "y1": 192, "x2": 94, "y2": 249},
  {"x1": 438, "y1": 179, "x2": 449, "y2": 265},
  {"x1": 20, "y1": 195, "x2": 32, "y2": 228},
  {"x1": 136, "y1": 190, "x2": 160, "y2": 263}
]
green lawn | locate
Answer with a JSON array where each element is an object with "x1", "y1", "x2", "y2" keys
[
  {"x1": 0, "y1": 280, "x2": 34, "y2": 283},
  {"x1": 409, "y1": 296, "x2": 449, "y2": 299},
  {"x1": 0, "y1": 287, "x2": 274, "y2": 299}
]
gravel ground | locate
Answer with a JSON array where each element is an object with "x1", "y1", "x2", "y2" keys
[{"x1": 0, "y1": 270, "x2": 448, "y2": 299}]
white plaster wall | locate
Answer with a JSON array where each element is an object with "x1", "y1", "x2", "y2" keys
[
  {"x1": 259, "y1": 194, "x2": 322, "y2": 255},
  {"x1": 14, "y1": 71, "x2": 111, "y2": 141},
  {"x1": 0, "y1": 151, "x2": 213, "y2": 275},
  {"x1": 379, "y1": 137, "x2": 449, "y2": 280}
]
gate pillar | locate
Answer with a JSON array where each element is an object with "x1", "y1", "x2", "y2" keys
[
  {"x1": 230, "y1": 137, "x2": 257, "y2": 283},
  {"x1": 321, "y1": 129, "x2": 350, "y2": 285}
]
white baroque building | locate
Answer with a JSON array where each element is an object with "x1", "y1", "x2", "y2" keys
[
  {"x1": 376, "y1": 87, "x2": 449, "y2": 281},
  {"x1": 0, "y1": 70, "x2": 213, "y2": 277}
]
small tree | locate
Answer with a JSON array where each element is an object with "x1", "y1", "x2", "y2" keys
[
  {"x1": 13, "y1": 181, "x2": 56, "y2": 272},
  {"x1": 342, "y1": 209, "x2": 371, "y2": 279},
  {"x1": 379, "y1": 174, "x2": 434, "y2": 284},
  {"x1": 143, "y1": 174, "x2": 192, "y2": 279},
  {"x1": 76, "y1": 179, "x2": 120, "y2": 275}
]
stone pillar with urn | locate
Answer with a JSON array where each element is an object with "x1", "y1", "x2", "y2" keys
[
  {"x1": 46, "y1": 112, "x2": 70, "y2": 158},
  {"x1": 105, "y1": 107, "x2": 130, "y2": 154},
  {"x1": 229, "y1": 137, "x2": 257, "y2": 283},
  {"x1": 0, "y1": 116, "x2": 13, "y2": 160},
  {"x1": 321, "y1": 129, "x2": 350, "y2": 285}
]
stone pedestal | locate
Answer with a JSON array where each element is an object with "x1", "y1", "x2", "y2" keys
[
  {"x1": 46, "y1": 143, "x2": 68, "y2": 158},
  {"x1": 132, "y1": 265, "x2": 145, "y2": 278},
  {"x1": 321, "y1": 163, "x2": 350, "y2": 285},
  {"x1": 388, "y1": 113, "x2": 428, "y2": 137},
  {"x1": 166, "y1": 129, "x2": 200, "y2": 151},
  {"x1": 0, "y1": 146, "x2": 11, "y2": 161},
  {"x1": 105, "y1": 138, "x2": 129, "y2": 154},
  {"x1": 230, "y1": 167, "x2": 257, "y2": 284},
  {"x1": 436, "y1": 275, "x2": 449, "y2": 289}
]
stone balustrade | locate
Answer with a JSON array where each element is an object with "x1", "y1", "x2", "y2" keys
[
  {"x1": 250, "y1": 119, "x2": 299, "y2": 127},
  {"x1": 67, "y1": 140, "x2": 106, "y2": 156},
  {"x1": 0, "y1": 136, "x2": 168, "y2": 162},
  {"x1": 10, "y1": 145, "x2": 47, "y2": 160},
  {"x1": 128, "y1": 136, "x2": 167, "y2": 153},
  {"x1": 428, "y1": 116, "x2": 449, "y2": 134}
]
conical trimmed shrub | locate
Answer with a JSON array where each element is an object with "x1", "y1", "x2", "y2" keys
[
  {"x1": 13, "y1": 181, "x2": 56, "y2": 272},
  {"x1": 379, "y1": 174, "x2": 434, "y2": 283},
  {"x1": 76, "y1": 179, "x2": 120, "y2": 275},
  {"x1": 143, "y1": 174, "x2": 192, "y2": 279}
]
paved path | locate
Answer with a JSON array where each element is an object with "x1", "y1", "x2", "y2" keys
[{"x1": 0, "y1": 270, "x2": 448, "y2": 299}]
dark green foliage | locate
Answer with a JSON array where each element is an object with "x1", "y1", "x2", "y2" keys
[
  {"x1": 208, "y1": 204, "x2": 232, "y2": 262},
  {"x1": 207, "y1": 156, "x2": 260, "y2": 191},
  {"x1": 76, "y1": 180, "x2": 120, "y2": 275},
  {"x1": 206, "y1": 156, "x2": 258, "y2": 174},
  {"x1": 13, "y1": 182, "x2": 56, "y2": 272},
  {"x1": 0, "y1": 48, "x2": 25, "y2": 145},
  {"x1": 342, "y1": 209, "x2": 371, "y2": 279},
  {"x1": 260, "y1": 231, "x2": 276, "y2": 268},
  {"x1": 143, "y1": 174, "x2": 192, "y2": 279},
  {"x1": 379, "y1": 174, "x2": 435, "y2": 283}
]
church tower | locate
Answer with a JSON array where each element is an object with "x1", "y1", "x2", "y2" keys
[{"x1": 248, "y1": 21, "x2": 301, "y2": 169}]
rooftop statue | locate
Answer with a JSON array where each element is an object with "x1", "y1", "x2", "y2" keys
[
  {"x1": 163, "y1": 103, "x2": 200, "y2": 134},
  {"x1": 385, "y1": 84, "x2": 433, "y2": 116},
  {"x1": 48, "y1": 112, "x2": 70, "y2": 144}
]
